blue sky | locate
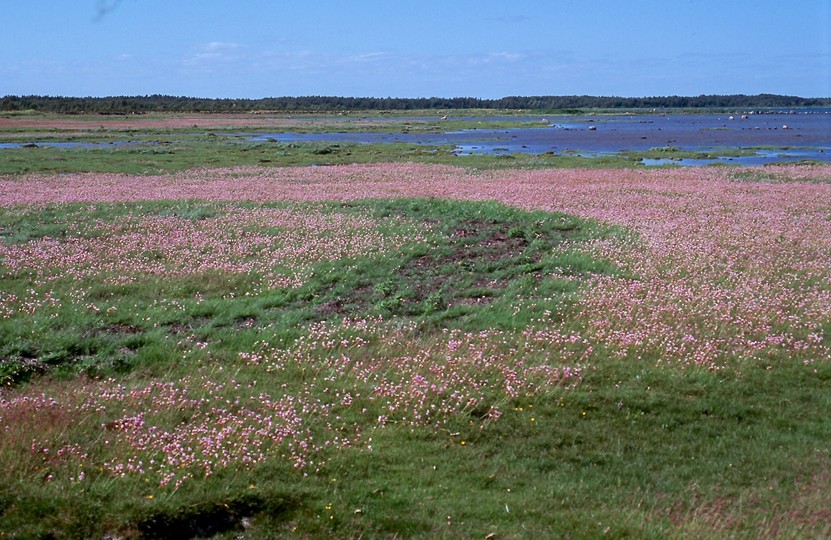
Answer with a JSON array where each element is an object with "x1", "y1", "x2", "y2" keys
[{"x1": 2, "y1": 0, "x2": 829, "y2": 98}]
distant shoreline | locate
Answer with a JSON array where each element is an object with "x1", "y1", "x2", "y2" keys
[{"x1": 3, "y1": 94, "x2": 830, "y2": 115}]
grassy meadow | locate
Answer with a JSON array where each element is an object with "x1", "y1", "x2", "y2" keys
[
  {"x1": 0, "y1": 110, "x2": 675, "y2": 175},
  {"x1": 0, "y1": 115, "x2": 830, "y2": 538}
]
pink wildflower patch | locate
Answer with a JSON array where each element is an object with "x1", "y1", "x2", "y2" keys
[
  {"x1": 0, "y1": 205, "x2": 419, "y2": 290},
  {"x1": 1, "y1": 162, "x2": 829, "y2": 491}
]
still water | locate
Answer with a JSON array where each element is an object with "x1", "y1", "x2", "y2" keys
[
  {"x1": 249, "y1": 111, "x2": 831, "y2": 165},
  {"x1": 4, "y1": 111, "x2": 829, "y2": 166}
]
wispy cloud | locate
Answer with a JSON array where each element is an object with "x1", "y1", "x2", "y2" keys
[
  {"x1": 485, "y1": 52, "x2": 526, "y2": 62},
  {"x1": 348, "y1": 52, "x2": 392, "y2": 63},
  {"x1": 183, "y1": 42, "x2": 246, "y2": 67}
]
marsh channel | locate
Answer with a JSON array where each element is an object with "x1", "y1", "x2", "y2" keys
[
  {"x1": 249, "y1": 110, "x2": 831, "y2": 166},
  {"x1": 2, "y1": 110, "x2": 829, "y2": 166}
]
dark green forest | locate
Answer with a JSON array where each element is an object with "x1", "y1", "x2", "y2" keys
[{"x1": 2, "y1": 94, "x2": 829, "y2": 114}]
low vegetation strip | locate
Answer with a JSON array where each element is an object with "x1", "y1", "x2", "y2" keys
[
  {"x1": 0, "y1": 198, "x2": 611, "y2": 384},
  {"x1": 1, "y1": 163, "x2": 830, "y2": 538},
  {"x1": 4, "y1": 93, "x2": 829, "y2": 114}
]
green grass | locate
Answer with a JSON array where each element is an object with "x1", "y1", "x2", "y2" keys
[
  {"x1": 306, "y1": 361, "x2": 831, "y2": 539},
  {"x1": 0, "y1": 117, "x2": 752, "y2": 174},
  {"x1": 0, "y1": 198, "x2": 617, "y2": 383},
  {"x1": 729, "y1": 167, "x2": 831, "y2": 184},
  {"x1": 2, "y1": 359, "x2": 828, "y2": 538},
  {"x1": 8, "y1": 140, "x2": 828, "y2": 175},
  {"x1": 1, "y1": 198, "x2": 829, "y2": 538},
  {"x1": 0, "y1": 139, "x2": 650, "y2": 175},
  {"x1": 621, "y1": 145, "x2": 756, "y2": 162}
]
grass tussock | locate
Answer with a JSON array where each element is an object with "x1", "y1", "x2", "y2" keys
[{"x1": 1, "y1": 163, "x2": 830, "y2": 538}]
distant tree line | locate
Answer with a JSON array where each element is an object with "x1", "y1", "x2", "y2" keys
[{"x1": 2, "y1": 94, "x2": 829, "y2": 114}]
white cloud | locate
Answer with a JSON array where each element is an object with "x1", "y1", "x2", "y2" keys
[
  {"x1": 348, "y1": 52, "x2": 391, "y2": 63},
  {"x1": 183, "y1": 42, "x2": 246, "y2": 67},
  {"x1": 204, "y1": 41, "x2": 243, "y2": 52},
  {"x1": 488, "y1": 52, "x2": 526, "y2": 62}
]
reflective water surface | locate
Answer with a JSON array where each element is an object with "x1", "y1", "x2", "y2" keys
[
  {"x1": 4, "y1": 110, "x2": 829, "y2": 165},
  {"x1": 250, "y1": 111, "x2": 831, "y2": 165}
]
